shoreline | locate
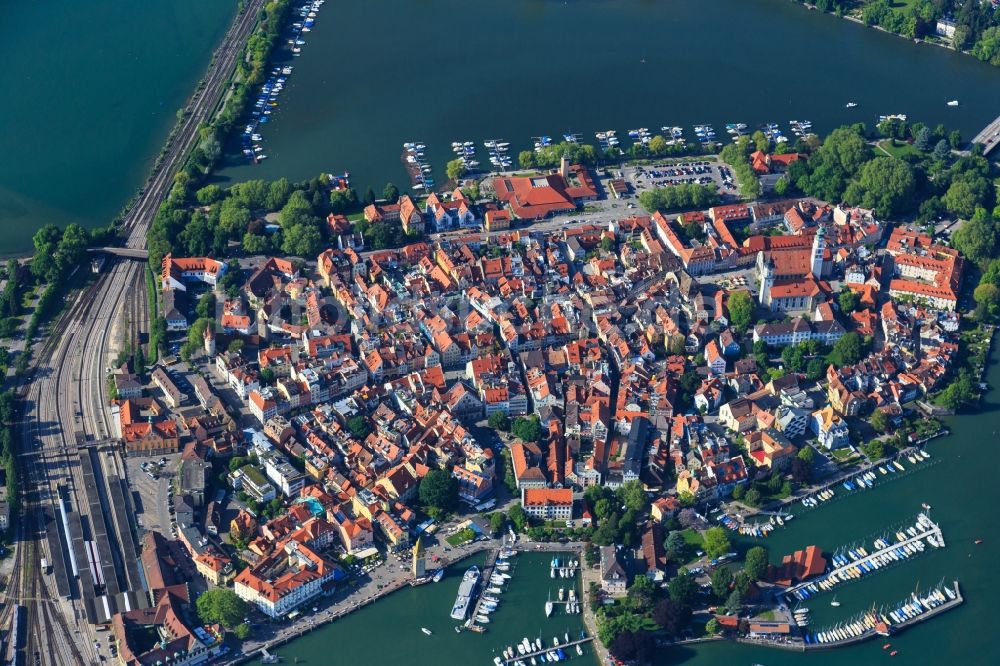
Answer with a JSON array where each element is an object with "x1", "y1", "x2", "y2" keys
[
  {"x1": 791, "y1": 2, "x2": 977, "y2": 61},
  {"x1": 227, "y1": 541, "x2": 589, "y2": 665}
]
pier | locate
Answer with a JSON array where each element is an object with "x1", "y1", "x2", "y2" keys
[
  {"x1": 804, "y1": 581, "x2": 964, "y2": 651},
  {"x1": 784, "y1": 514, "x2": 943, "y2": 602},
  {"x1": 501, "y1": 637, "x2": 595, "y2": 665},
  {"x1": 466, "y1": 548, "x2": 501, "y2": 627}
]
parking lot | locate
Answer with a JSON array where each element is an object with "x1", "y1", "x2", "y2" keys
[
  {"x1": 126, "y1": 452, "x2": 179, "y2": 538},
  {"x1": 620, "y1": 159, "x2": 739, "y2": 197}
]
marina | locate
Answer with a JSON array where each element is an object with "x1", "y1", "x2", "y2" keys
[
  {"x1": 801, "y1": 581, "x2": 963, "y2": 650},
  {"x1": 499, "y1": 632, "x2": 595, "y2": 665},
  {"x1": 401, "y1": 142, "x2": 434, "y2": 191},
  {"x1": 784, "y1": 512, "x2": 944, "y2": 604},
  {"x1": 240, "y1": 1, "x2": 327, "y2": 164}
]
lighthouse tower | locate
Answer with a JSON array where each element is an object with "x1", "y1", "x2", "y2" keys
[
  {"x1": 412, "y1": 536, "x2": 426, "y2": 578},
  {"x1": 810, "y1": 226, "x2": 826, "y2": 278}
]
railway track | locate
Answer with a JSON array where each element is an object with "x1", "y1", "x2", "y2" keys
[{"x1": 8, "y1": 1, "x2": 267, "y2": 659}]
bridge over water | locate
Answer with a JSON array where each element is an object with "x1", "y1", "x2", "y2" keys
[{"x1": 972, "y1": 115, "x2": 1000, "y2": 156}]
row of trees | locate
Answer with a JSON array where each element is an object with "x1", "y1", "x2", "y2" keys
[
  {"x1": 719, "y1": 138, "x2": 763, "y2": 200},
  {"x1": 0, "y1": 261, "x2": 22, "y2": 341},
  {"x1": 0, "y1": 392, "x2": 19, "y2": 533},
  {"x1": 518, "y1": 141, "x2": 600, "y2": 169},
  {"x1": 638, "y1": 183, "x2": 720, "y2": 214},
  {"x1": 203, "y1": 0, "x2": 294, "y2": 173}
]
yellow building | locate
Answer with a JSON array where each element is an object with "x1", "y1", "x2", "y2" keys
[{"x1": 195, "y1": 551, "x2": 235, "y2": 586}]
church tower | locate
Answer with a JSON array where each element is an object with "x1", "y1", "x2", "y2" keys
[
  {"x1": 412, "y1": 536, "x2": 426, "y2": 578},
  {"x1": 811, "y1": 226, "x2": 826, "y2": 278},
  {"x1": 759, "y1": 259, "x2": 775, "y2": 308}
]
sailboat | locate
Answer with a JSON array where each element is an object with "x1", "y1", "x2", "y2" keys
[
  {"x1": 544, "y1": 589, "x2": 554, "y2": 617},
  {"x1": 831, "y1": 595, "x2": 841, "y2": 607}
]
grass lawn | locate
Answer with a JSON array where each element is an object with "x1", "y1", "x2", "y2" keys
[
  {"x1": 878, "y1": 139, "x2": 921, "y2": 159},
  {"x1": 830, "y1": 448, "x2": 858, "y2": 463},
  {"x1": 678, "y1": 528, "x2": 706, "y2": 563},
  {"x1": 446, "y1": 528, "x2": 476, "y2": 547}
]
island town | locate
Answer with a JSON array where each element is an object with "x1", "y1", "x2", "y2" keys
[{"x1": 31, "y1": 103, "x2": 991, "y2": 666}]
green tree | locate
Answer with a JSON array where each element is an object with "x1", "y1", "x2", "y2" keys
[
  {"x1": 488, "y1": 411, "x2": 510, "y2": 431},
  {"x1": 914, "y1": 126, "x2": 933, "y2": 152},
  {"x1": 838, "y1": 288, "x2": 859, "y2": 314},
  {"x1": 935, "y1": 370, "x2": 978, "y2": 409},
  {"x1": 667, "y1": 571, "x2": 698, "y2": 606},
  {"x1": 195, "y1": 292, "x2": 216, "y2": 320},
  {"x1": 932, "y1": 139, "x2": 951, "y2": 161},
  {"x1": 382, "y1": 182, "x2": 400, "y2": 204},
  {"x1": 196, "y1": 589, "x2": 248, "y2": 629},
  {"x1": 829, "y1": 332, "x2": 866, "y2": 366},
  {"x1": 703, "y1": 526, "x2": 731, "y2": 558},
  {"x1": 196, "y1": 184, "x2": 224, "y2": 205},
  {"x1": 329, "y1": 188, "x2": 359, "y2": 214},
  {"x1": 31, "y1": 224, "x2": 63, "y2": 282},
  {"x1": 972, "y1": 26, "x2": 1000, "y2": 66},
  {"x1": 705, "y1": 618, "x2": 721, "y2": 636},
  {"x1": 511, "y1": 415, "x2": 542, "y2": 442},
  {"x1": 346, "y1": 415, "x2": 370, "y2": 440},
  {"x1": 952, "y1": 208, "x2": 998, "y2": 266},
  {"x1": 229, "y1": 179, "x2": 269, "y2": 210},
  {"x1": 943, "y1": 177, "x2": 991, "y2": 219},
  {"x1": 843, "y1": 156, "x2": 916, "y2": 218},
  {"x1": 726, "y1": 291, "x2": 754, "y2": 332},
  {"x1": 617, "y1": 480, "x2": 648, "y2": 513},
  {"x1": 974, "y1": 282, "x2": 1000, "y2": 320},
  {"x1": 265, "y1": 178, "x2": 293, "y2": 211},
  {"x1": 281, "y1": 220, "x2": 323, "y2": 257},
  {"x1": 446, "y1": 159, "x2": 468, "y2": 182},
  {"x1": 725, "y1": 588, "x2": 744, "y2": 614},
  {"x1": 744, "y1": 546, "x2": 768, "y2": 581},
  {"x1": 627, "y1": 575, "x2": 657, "y2": 614},
  {"x1": 508, "y1": 502, "x2": 527, "y2": 531},
  {"x1": 419, "y1": 469, "x2": 458, "y2": 514},
  {"x1": 219, "y1": 200, "x2": 253, "y2": 238},
  {"x1": 665, "y1": 531, "x2": 687, "y2": 561},
  {"x1": 710, "y1": 566, "x2": 734, "y2": 599},
  {"x1": 743, "y1": 487, "x2": 761, "y2": 507},
  {"x1": 489, "y1": 511, "x2": 506, "y2": 535},
  {"x1": 797, "y1": 446, "x2": 815, "y2": 466},
  {"x1": 870, "y1": 408, "x2": 891, "y2": 434}
]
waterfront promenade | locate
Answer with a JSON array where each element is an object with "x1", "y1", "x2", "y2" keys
[{"x1": 231, "y1": 538, "x2": 589, "y2": 665}]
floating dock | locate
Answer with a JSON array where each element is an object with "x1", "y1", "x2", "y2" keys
[
  {"x1": 465, "y1": 548, "x2": 500, "y2": 629},
  {"x1": 502, "y1": 637, "x2": 594, "y2": 665},
  {"x1": 803, "y1": 581, "x2": 963, "y2": 650}
]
